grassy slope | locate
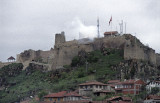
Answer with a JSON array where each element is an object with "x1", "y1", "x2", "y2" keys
[{"x1": 0, "y1": 49, "x2": 124, "y2": 103}]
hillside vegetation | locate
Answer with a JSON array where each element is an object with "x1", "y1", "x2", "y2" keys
[{"x1": 0, "y1": 48, "x2": 124, "y2": 102}]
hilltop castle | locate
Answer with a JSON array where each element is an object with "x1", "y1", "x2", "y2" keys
[{"x1": 16, "y1": 31, "x2": 160, "y2": 70}]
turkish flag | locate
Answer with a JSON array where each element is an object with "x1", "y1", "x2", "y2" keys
[{"x1": 109, "y1": 16, "x2": 112, "y2": 25}]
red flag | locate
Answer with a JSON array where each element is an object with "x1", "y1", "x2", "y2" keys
[{"x1": 109, "y1": 16, "x2": 112, "y2": 25}]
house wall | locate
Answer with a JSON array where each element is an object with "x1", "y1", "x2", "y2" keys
[
  {"x1": 63, "y1": 96, "x2": 81, "y2": 101},
  {"x1": 79, "y1": 85, "x2": 107, "y2": 96},
  {"x1": 146, "y1": 82, "x2": 160, "y2": 92},
  {"x1": 115, "y1": 84, "x2": 142, "y2": 95},
  {"x1": 44, "y1": 97, "x2": 63, "y2": 102}
]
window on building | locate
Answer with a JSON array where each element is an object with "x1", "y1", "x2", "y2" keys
[
  {"x1": 85, "y1": 85, "x2": 87, "y2": 89},
  {"x1": 49, "y1": 98, "x2": 52, "y2": 101},
  {"x1": 58, "y1": 98, "x2": 60, "y2": 101},
  {"x1": 80, "y1": 85, "x2": 83, "y2": 89},
  {"x1": 90, "y1": 85, "x2": 93, "y2": 88},
  {"x1": 96, "y1": 85, "x2": 98, "y2": 88}
]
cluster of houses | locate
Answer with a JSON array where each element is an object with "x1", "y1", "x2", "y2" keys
[{"x1": 41, "y1": 78, "x2": 160, "y2": 103}]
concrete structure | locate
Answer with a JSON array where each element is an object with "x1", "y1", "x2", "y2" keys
[
  {"x1": 115, "y1": 79, "x2": 145, "y2": 95},
  {"x1": 104, "y1": 31, "x2": 119, "y2": 37}
]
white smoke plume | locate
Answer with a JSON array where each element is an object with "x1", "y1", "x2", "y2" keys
[{"x1": 65, "y1": 18, "x2": 97, "y2": 40}]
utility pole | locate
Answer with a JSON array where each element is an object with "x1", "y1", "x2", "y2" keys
[
  {"x1": 122, "y1": 20, "x2": 123, "y2": 34},
  {"x1": 86, "y1": 60, "x2": 88, "y2": 73},
  {"x1": 125, "y1": 22, "x2": 126, "y2": 34},
  {"x1": 97, "y1": 17, "x2": 100, "y2": 38}
]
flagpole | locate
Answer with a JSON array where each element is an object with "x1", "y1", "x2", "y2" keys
[{"x1": 111, "y1": 20, "x2": 112, "y2": 36}]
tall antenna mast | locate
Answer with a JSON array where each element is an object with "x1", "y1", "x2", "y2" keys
[
  {"x1": 97, "y1": 17, "x2": 100, "y2": 38},
  {"x1": 119, "y1": 20, "x2": 124, "y2": 35},
  {"x1": 122, "y1": 20, "x2": 123, "y2": 34},
  {"x1": 125, "y1": 22, "x2": 126, "y2": 34}
]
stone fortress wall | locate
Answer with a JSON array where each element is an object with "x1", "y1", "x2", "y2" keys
[
  {"x1": 15, "y1": 31, "x2": 160, "y2": 70},
  {"x1": 16, "y1": 49, "x2": 54, "y2": 70},
  {"x1": 52, "y1": 32, "x2": 159, "y2": 69},
  {"x1": 123, "y1": 34, "x2": 157, "y2": 65},
  {"x1": 0, "y1": 62, "x2": 13, "y2": 69}
]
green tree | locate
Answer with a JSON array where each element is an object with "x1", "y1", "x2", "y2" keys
[
  {"x1": 38, "y1": 90, "x2": 48, "y2": 101},
  {"x1": 151, "y1": 87, "x2": 159, "y2": 95}
]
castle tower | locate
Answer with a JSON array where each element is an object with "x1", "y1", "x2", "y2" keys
[{"x1": 55, "y1": 31, "x2": 66, "y2": 46}]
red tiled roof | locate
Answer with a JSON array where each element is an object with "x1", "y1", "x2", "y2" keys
[
  {"x1": 79, "y1": 81, "x2": 107, "y2": 86},
  {"x1": 111, "y1": 101, "x2": 133, "y2": 103},
  {"x1": 146, "y1": 95, "x2": 160, "y2": 100},
  {"x1": 116, "y1": 79, "x2": 145, "y2": 85},
  {"x1": 41, "y1": 100, "x2": 90, "y2": 103},
  {"x1": 107, "y1": 96, "x2": 132, "y2": 103},
  {"x1": 108, "y1": 80, "x2": 120, "y2": 84},
  {"x1": 44, "y1": 91, "x2": 67, "y2": 98},
  {"x1": 106, "y1": 96, "x2": 121, "y2": 101},
  {"x1": 122, "y1": 97, "x2": 132, "y2": 101},
  {"x1": 64, "y1": 92, "x2": 81, "y2": 97},
  {"x1": 104, "y1": 31, "x2": 118, "y2": 35}
]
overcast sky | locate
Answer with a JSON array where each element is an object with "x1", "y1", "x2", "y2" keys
[{"x1": 0, "y1": 0, "x2": 160, "y2": 62}]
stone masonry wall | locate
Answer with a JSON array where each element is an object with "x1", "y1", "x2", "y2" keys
[
  {"x1": 52, "y1": 33, "x2": 157, "y2": 69},
  {"x1": 16, "y1": 32, "x2": 159, "y2": 70},
  {"x1": 17, "y1": 49, "x2": 54, "y2": 69},
  {"x1": 52, "y1": 35, "x2": 128, "y2": 69},
  {"x1": 55, "y1": 31, "x2": 66, "y2": 46},
  {"x1": 156, "y1": 54, "x2": 160, "y2": 66}
]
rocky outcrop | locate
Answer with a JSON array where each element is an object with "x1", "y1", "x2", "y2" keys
[
  {"x1": 112, "y1": 59, "x2": 158, "y2": 81},
  {"x1": 0, "y1": 63, "x2": 23, "y2": 87}
]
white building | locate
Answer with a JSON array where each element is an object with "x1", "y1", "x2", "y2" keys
[{"x1": 146, "y1": 81, "x2": 160, "y2": 92}]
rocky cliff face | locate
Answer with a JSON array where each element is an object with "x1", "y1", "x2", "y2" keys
[{"x1": 111, "y1": 59, "x2": 158, "y2": 81}]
